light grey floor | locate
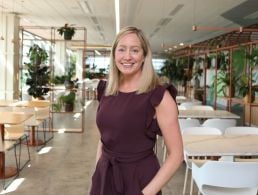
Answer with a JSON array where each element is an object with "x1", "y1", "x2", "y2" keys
[{"x1": 2, "y1": 100, "x2": 195, "y2": 195}]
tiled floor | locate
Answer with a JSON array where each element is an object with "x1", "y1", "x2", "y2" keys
[{"x1": 1, "y1": 100, "x2": 194, "y2": 195}]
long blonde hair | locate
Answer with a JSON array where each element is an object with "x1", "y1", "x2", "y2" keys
[{"x1": 105, "y1": 26, "x2": 159, "y2": 96}]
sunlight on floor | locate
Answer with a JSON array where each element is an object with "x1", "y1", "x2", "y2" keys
[
  {"x1": 57, "y1": 128, "x2": 66, "y2": 133},
  {"x1": 0, "y1": 178, "x2": 25, "y2": 194},
  {"x1": 37, "y1": 146, "x2": 52, "y2": 154}
]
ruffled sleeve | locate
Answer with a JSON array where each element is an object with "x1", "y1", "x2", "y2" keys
[
  {"x1": 145, "y1": 84, "x2": 177, "y2": 137},
  {"x1": 97, "y1": 80, "x2": 107, "y2": 101}
]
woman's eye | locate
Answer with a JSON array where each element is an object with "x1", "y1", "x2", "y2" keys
[
  {"x1": 117, "y1": 48, "x2": 125, "y2": 52},
  {"x1": 132, "y1": 49, "x2": 139, "y2": 53}
]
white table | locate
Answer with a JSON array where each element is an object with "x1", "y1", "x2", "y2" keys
[
  {"x1": 179, "y1": 109, "x2": 240, "y2": 119},
  {"x1": 183, "y1": 134, "x2": 258, "y2": 160}
]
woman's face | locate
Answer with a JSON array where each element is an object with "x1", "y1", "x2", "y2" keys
[{"x1": 114, "y1": 33, "x2": 145, "y2": 77}]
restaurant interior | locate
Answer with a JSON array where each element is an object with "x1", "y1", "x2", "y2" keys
[{"x1": 1, "y1": 0, "x2": 258, "y2": 194}]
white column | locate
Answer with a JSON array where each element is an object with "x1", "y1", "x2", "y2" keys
[{"x1": 0, "y1": 13, "x2": 20, "y2": 100}]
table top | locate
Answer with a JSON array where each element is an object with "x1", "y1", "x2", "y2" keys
[
  {"x1": 0, "y1": 112, "x2": 33, "y2": 125},
  {"x1": 0, "y1": 100, "x2": 18, "y2": 107},
  {"x1": 10, "y1": 100, "x2": 50, "y2": 108},
  {"x1": 183, "y1": 134, "x2": 258, "y2": 157},
  {"x1": 179, "y1": 109, "x2": 240, "y2": 119}
]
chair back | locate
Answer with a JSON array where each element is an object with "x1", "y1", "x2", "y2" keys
[
  {"x1": 182, "y1": 126, "x2": 222, "y2": 135},
  {"x1": 224, "y1": 126, "x2": 258, "y2": 135},
  {"x1": 202, "y1": 119, "x2": 237, "y2": 134},
  {"x1": 179, "y1": 119, "x2": 200, "y2": 132},
  {"x1": 13, "y1": 106, "x2": 40, "y2": 126},
  {"x1": 192, "y1": 161, "x2": 258, "y2": 195},
  {"x1": 4, "y1": 124, "x2": 25, "y2": 138},
  {"x1": 180, "y1": 101, "x2": 202, "y2": 109},
  {"x1": 189, "y1": 105, "x2": 214, "y2": 111}
]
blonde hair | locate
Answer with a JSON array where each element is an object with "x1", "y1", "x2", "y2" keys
[{"x1": 105, "y1": 26, "x2": 159, "y2": 96}]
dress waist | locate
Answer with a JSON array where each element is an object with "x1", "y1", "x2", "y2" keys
[{"x1": 100, "y1": 146, "x2": 154, "y2": 194}]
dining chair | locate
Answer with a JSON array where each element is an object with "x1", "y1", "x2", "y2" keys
[
  {"x1": 163, "y1": 119, "x2": 201, "y2": 163},
  {"x1": 192, "y1": 160, "x2": 258, "y2": 195},
  {"x1": 182, "y1": 126, "x2": 222, "y2": 195},
  {"x1": 4, "y1": 123, "x2": 30, "y2": 171},
  {"x1": 224, "y1": 126, "x2": 258, "y2": 162},
  {"x1": 202, "y1": 118, "x2": 237, "y2": 134},
  {"x1": 180, "y1": 101, "x2": 202, "y2": 109},
  {"x1": 34, "y1": 106, "x2": 53, "y2": 143},
  {"x1": 12, "y1": 106, "x2": 45, "y2": 150},
  {"x1": 224, "y1": 126, "x2": 258, "y2": 135},
  {"x1": 188, "y1": 105, "x2": 214, "y2": 111}
]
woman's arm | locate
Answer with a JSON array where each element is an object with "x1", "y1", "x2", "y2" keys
[
  {"x1": 142, "y1": 90, "x2": 184, "y2": 195},
  {"x1": 95, "y1": 140, "x2": 103, "y2": 164}
]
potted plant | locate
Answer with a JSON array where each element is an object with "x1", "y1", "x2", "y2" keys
[
  {"x1": 216, "y1": 70, "x2": 239, "y2": 97},
  {"x1": 238, "y1": 74, "x2": 258, "y2": 103},
  {"x1": 60, "y1": 91, "x2": 76, "y2": 112},
  {"x1": 57, "y1": 23, "x2": 75, "y2": 40},
  {"x1": 25, "y1": 44, "x2": 50, "y2": 99}
]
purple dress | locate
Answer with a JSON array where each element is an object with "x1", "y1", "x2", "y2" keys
[{"x1": 90, "y1": 80, "x2": 177, "y2": 195}]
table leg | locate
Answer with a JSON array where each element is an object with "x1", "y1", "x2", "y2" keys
[
  {"x1": 0, "y1": 152, "x2": 17, "y2": 179},
  {"x1": 1, "y1": 124, "x2": 4, "y2": 141},
  {"x1": 0, "y1": 124, "x2": 17, "y2": 178},
  {"x1": 28, "y1": 126, "x2": 44, "y2": 146}
]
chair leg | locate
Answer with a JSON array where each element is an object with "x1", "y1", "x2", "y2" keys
[
  {"x1": 162, "y1": 146, "x2": 167, "y2": 163},
  {"x1": 190, "y1": 176, "x2": 194, "y2": 195},
  {"x1": 183, "y1": 167, "x2": 189, "y2": 195},
  {"x1": 18, "y1": 135, "x2": 31, "y2": 171}
]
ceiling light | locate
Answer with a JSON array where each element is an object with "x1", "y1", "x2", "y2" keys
[
  {"x1": 78, "y1": 1, "x2": 92, "y2": 14},
  {"x1": 179, "y1": 42, "x2": 184, "y2": 46},
  {"x1": 94, "y1": 50, "x2": 101, "y2": 55}
]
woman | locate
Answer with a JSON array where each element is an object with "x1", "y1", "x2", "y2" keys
[{"x1": 90, "y1": 26, "x2": 183, "y2": 195}]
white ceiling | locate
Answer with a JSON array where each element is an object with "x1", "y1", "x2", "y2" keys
[{"x1": 2, "y1": 0, "x2": 258, "y2": 56}]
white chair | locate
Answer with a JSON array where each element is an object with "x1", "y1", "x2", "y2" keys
[
  {"x1": 163, "y1": 119, "x2": 201, "y2": 163},
  {"x1": 192, "y1": 160, "x2": 258, "y2": 195},
  {"x1": 224, "y1": 126, "x2": 258, "y2": 162},
  {"x1": 4, "y1": 124, "x2": 30, "y2": 171},
  {"x1": 182, "y1": 126, "x2": 222, "y2": 135},
  {"x1": 180, "y1": 101, "x2": 202, "y2": 109},
  {"x1": 182, "y1": 127, "x2": 222, "y2": 195},
  {"x1": 202, "y1": 119, "x2": 237, "y2": 134},
  {"x1": 35, "y1": 106, "x2": 53, "y2": 143},
  {"x1": 178, "y1": 105, "x2": 186, "y2": 110},
  {"x1": 224, "y1": 126, "x2": 258, "y2": 135},
  {"x1": 179, "y1": 119, "x2": 201, "y2": 132},
  {"x1": 189, "y1": 105, "x2": 214, "y2": 111},
  {"x1": 13, "y1": 107, "x2": 44, "y2": 150}
]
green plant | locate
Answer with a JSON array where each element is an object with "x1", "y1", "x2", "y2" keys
[
  {"x1": 25, "y1": 44, "x2": 50, "y2": 98},
  {"x1": 246, "y1": 47, "x2": 258, "y2": 69},
  {"x1": 57, "y1": 24, "x2": 75, "y2": 40},
  {"x1": 216, "y1": 70, "x2": 239, "y2": 97},
  {"x1": 55, "y1": 91, "x2": 76, "y2": 112},
  {"x1": 238, "y1": 74, "x2": 258, "y2": 99},
  {"x1": 160, "y1": 57, "x2": 185, "y2": 84}
]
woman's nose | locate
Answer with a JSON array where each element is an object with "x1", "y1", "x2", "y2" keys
[{"x1": 124, "y1": 49, "x2": 132, "y2": 59}]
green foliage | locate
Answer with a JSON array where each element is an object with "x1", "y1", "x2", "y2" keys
[
  {"x1": 25, "y1": 44, "x2": 50, "y2": 98},
  {"x1": 59, "y1": 91, "x2": 76, "y2": 105},
  {"x1": 57, "y1": 24, "x2": 75, "y2": 40},
  {"x1": 217, "y1": 52, "x2": 229, "y2": 70},
  {"x1": 160, "y1": 57, "x2": 185, "y2": 83},
  {"x1": 246, "y1": 47, "x2": 258, "y2": 69},
  {"x1": 238, "y1": 74, "x2": 258, "y2": 97},
  {"x1": 216, "y1": 70, "x2": 239, "y2": 96},
  {"x1": 52, "y1": 91, "x2": 76, "y2": 112}
]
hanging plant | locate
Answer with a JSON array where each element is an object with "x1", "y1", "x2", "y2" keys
[{"x1": 57, "y1": 24, "x2": 76, "y2": 40}]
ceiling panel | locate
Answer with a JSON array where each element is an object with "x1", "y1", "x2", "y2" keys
[{"x1": 1, "y1": 0, "x2": 258, "y2": 56}]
